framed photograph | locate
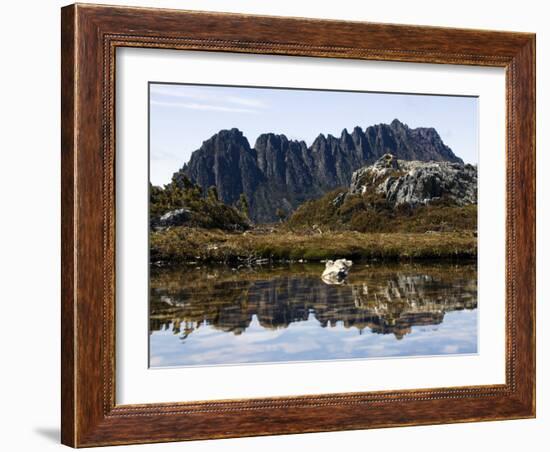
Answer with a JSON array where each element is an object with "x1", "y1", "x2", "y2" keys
[{"x1": 61, "y1": 3, "x2": 536, "y2": 447}]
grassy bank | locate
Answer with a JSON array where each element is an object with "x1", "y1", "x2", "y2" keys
[
  {"x1": 150, "y1": 227, "x2": 477, "y2": 264},
  {"x1": 287, "y1": 189, "x2": 477, "y2": 233}
]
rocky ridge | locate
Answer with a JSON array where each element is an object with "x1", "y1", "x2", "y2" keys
[{"x1": 173, "y1": 119, "x2": 463, "y2": 222}]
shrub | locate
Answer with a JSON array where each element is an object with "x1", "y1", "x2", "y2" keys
[{"x1": 150, "y1": 178, "x2": 249, "y2": 231}]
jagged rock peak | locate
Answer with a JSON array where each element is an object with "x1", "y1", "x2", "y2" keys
[
  {"x1": 199, "y1": 128, "x2": 251, "y2": 150},
  {"x1": 390, "y1": 118, "x2": 408, "y2": 129},
  {"x1": 222, "y1": 127, "x2": 244, "y2": 136},
  {"x1": 208, "y1": 127, "x2": 245, "y2": 140},
  {"x1": 254, "y1": 132, "x2": 289, "y2": 148},
  {"x1": 313, "y1": 133, "x2": 327, "y2": 143}
]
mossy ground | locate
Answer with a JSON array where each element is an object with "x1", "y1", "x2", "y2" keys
[
  {"x1": 286, "y1": 189, "x2": 477, "y2": 233},
  {"x1": 150, "y1": 178, "x2": 477, "y2": 264},
  {"x1": 150, "y1": 227, "x2": 477, "y2": 264}
]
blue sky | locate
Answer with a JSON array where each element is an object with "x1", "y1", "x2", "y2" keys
[{"x1": 149, "y1": 83, "x2": 478, "y2": 186}]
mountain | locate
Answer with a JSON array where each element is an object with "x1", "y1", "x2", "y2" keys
[{"x1": 172, "y1": 119, "x2": 463, "y2": 223}]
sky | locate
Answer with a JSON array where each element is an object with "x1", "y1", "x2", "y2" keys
[{"x1": 149, "y1": 83, "x2": 478, "y2": 186}]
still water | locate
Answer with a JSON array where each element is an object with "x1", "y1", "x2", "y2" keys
[{"x1": 149, "y1": 262, "x2": 477, "y2": 367}]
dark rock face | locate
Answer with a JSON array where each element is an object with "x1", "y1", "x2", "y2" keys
[
  {"x1": 173, "y1": 120, "x2": 463, "y2": 222},
  {"x1": 173, "y1": 128, "x2": 263, "y2": 207},
  {"x1": 349, "y1": 154, "x2": 477, "y2": 207}
]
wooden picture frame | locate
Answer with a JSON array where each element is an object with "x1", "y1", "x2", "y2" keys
[{"x1": 61, "y1": 3, "x2": 535, "y2": 447}]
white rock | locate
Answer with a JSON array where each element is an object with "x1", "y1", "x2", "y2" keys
[{"x1": 321, "y1": 259, "x2": 353, "y2": 285}]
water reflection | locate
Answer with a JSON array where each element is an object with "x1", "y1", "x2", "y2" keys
[{"x1": 149, "y1": 262, "x2": 477, "y2": 367}]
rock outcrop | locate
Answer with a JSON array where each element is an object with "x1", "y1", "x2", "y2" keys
[
  {"x1": 348, "y1": 154, "x2": 477, "y2": 207},
  {"x1": 173, "y1": 120, "x2": 463, "y2": 222},
  {"x1": 157, "y1": 208, "x2": 192, "y2": 227}
]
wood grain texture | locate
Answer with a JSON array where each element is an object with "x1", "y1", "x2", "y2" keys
[
  {"x1": 60, "y1": 3, "x2": 536, "y2": 447},
  {"x1": 60, "y1": 5, "x2": 76, "y2": 447}
]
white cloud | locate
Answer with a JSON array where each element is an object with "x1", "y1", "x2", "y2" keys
[
  {"x1": 223, "y1": 95, "x2": 266, "y2": 109},
  {"x1": 151, "y1": 100, "x2": 258, "y2": 114},
  {"x1": 150, "y1": 84, "x2": 269, "y2": 112}
]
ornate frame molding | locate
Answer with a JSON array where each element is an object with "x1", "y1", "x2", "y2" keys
[{"x1": 62, "y1": 4, "x2": 535, "y2": 447}]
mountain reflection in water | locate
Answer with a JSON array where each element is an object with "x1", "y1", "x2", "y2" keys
[{"x1": 149, "y1": 262, "x2": 477, "y2": 367}]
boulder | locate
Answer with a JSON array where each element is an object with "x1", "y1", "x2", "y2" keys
[{"x1": 321, "y1": 259, "x2": 353, "y2": 285}]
